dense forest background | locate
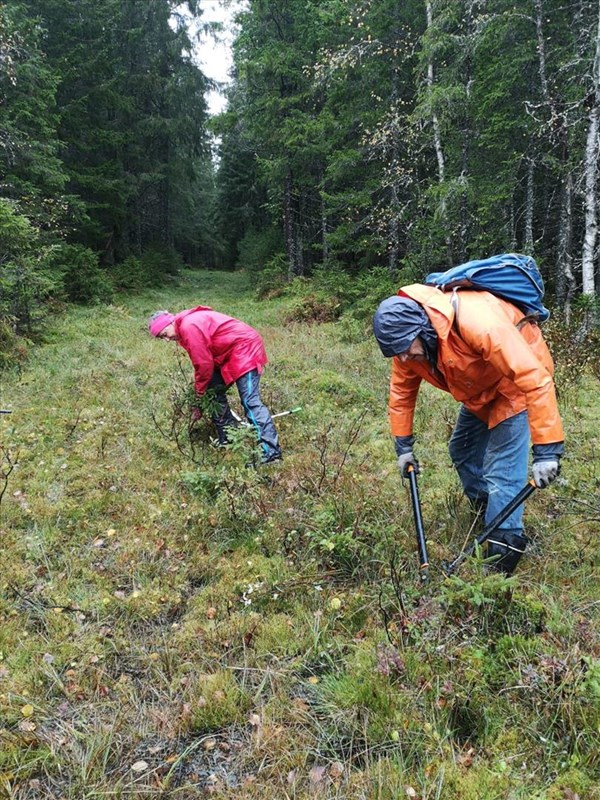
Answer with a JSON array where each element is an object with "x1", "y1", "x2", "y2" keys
[{"x1": 1, "y1": 0, "x2": 599, "y2": 361}]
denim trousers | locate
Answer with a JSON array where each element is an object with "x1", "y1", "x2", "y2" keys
[
  {"x1": 209, "y1": 369, "x2": 281, "y2": 460},
  {"x1": 448, "y1": 407, "x2": 529, "y2": 532}
]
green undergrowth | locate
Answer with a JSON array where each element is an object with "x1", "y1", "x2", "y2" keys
[{"x1": 0, "y1": 269, "x2": 598, "y2": 799}]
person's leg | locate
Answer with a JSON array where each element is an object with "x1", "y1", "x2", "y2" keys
[
  {"x1": 208, "y1": 370, "x2": 238, "y2": 446},
  {"x1": 482, "y1": 411, "x2": 529, "y2": 528},
  {"x1": 482, "y1": 411, "x2": 530, "y2": 574},
  {"x1": 236, "y1": 369, "x2": 282, "y2": 462},
  {"x1": 449, "y1": 406, "x2": 490, "y2": 507}
]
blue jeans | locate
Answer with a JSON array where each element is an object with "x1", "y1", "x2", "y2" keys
[
  {"x1": 209, "y1": 369, "x2": 281, "y2": 460},
  {"x1": 448, "y1": 407, "x2": 529, "y2": 532}
]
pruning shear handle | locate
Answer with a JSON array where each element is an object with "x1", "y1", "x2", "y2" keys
[{"x1": 407, "y1": 464, "x2": 429, "y2": 581}]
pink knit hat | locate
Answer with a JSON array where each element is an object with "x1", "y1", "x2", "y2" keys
[{"x1": 148, "y1": 310, "x2": 175, "y2": 337}]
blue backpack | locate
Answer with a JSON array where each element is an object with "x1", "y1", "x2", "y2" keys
[{"x1": 424, "y1": 253, "x2": 550, "y2": 322}]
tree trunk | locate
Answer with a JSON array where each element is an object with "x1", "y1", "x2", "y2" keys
[
  {"x1": 533, "y1": 0, "x2": 551, "y2": 103},
  {"x1": 581, "y1": 3, "x2": 600, "y2": 298},
  {"x1": 296, "y1": 188, "x2": 306, "y2": 276},
  {"x1": 556, "y1": 172, "x2": 576, "y2": 322},
  {"x1": 320, "y1": 164, "x2": 328, "y2": 265},
  {"x1": 283, "y1": 170, "x2": 298, "y2": 278},
  {"x1": 458, "y1": 0, "x2": 475, "y2": 262},
  {"x1": 524, "y1": 158, "x2": 535, "y2": 253},
  {"x1": 425, "y1": 0, "x2": 452, "y2": 264},
  {"x1": 387, "y1": 61, "x2": 401, "y2": 276},
  {"x1": 508, "y1": 198, "x2": 517, "y2": 251},
  {"x1": 389, "y1": 183, "x2": 400, "y2": 276}
]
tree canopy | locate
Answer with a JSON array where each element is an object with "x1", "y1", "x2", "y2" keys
[{"x1": 217, "y1": 0, "x2": 599, "y2": 308}]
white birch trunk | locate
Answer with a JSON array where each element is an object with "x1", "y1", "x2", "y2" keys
[
  {"x1": 426, "y1": 1, "x2": 445, "y2": 184},
  {"x1": 425, "y1": 0, "x2": 453, "y2": 262},
  {"x1": 557, "y1": 172, "x2": 576, "y2": 323},
  {"x1": 533, "y1": 0, "x2": 551, "y2": 104},
  {"x1": 581, "y1": 2, "x2": 600, "y2": 297},
  {"x1": 457, "y1": 0, "x2": 476, "y2": 263}
]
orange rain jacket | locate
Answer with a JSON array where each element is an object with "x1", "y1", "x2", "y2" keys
[{"x1": 388, "y1": 284, "x2": 564, "y2": 445}]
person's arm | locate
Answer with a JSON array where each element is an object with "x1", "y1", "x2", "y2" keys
[
  {"x1": 389, "y1": 358, "x2": 422, "y2": 437},
  {"x1": 462, "y1": 318, "x2": 564, "y2": 445},
  {"x1": 388, "y1": 361, "x2": 423, "y2": 475},
  {"x1": 177, "y1": 321, "x2": 214, "y2": 396}
]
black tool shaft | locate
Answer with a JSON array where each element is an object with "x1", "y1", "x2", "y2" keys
[
  {"x1": 407, "y1": 466, "x2": 429, "y2": 572},
  {"x1": 445, "y1": 480, "x2": 536, "y2": 574}
]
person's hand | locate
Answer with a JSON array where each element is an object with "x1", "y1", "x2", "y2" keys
[
  {"x1": 191, "y1": 407, "x2": 202, "y2": 423},
  {"x1": 532, "y1": 459, "x2": 560, "y2": 488},
  {"x1": 397, "y1": 451, "x2": 419, "y2": 478}
]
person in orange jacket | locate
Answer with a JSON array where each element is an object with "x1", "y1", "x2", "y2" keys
[{"x1": 373, "y1": 284, "x2": 564, "y2": 574}]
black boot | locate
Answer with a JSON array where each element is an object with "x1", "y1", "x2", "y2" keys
[{"x1": 484, "y1": 530, "x2": 529, "y2": 575}]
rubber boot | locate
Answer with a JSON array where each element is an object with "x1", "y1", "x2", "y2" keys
[
  {"x1": 261, "y1": 452, "x2": 283, "y2": 465},
  {"x1": 484, "y1": 530, "x2": 529, "y2": 575}
]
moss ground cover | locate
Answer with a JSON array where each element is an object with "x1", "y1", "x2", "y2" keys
[{"x1": 0, "y1": 270, "x2": 598, "y2": 798}]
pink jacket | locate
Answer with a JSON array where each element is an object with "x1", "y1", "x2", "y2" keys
[{"x1": 174, "y1": 307, "x2": 267, "y2": 395}]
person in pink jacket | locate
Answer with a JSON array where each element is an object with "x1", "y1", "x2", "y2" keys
[{"x1": 149, "y1": 307, "x2": 282, "y2": 464}]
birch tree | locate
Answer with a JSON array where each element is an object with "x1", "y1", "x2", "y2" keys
[
  {"x1": 581, "y1": 0, "x2": 600, "y2": 298},
  {"x1": 416, "y1": 0, "x2": 453, "y2": 264}
]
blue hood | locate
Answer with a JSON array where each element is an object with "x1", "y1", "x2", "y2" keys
[{"x1": 372, "y1": 295, "x2": 438, "y2": 360}]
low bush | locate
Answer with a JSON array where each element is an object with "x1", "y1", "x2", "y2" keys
[
  {"x1": 543, "y1": 304, "x2": 600, "y2": 391},
  {"x1": 48, "y1": 243, "x2": 113, "y2": 304},
  {"x1": 237, "y1": 226, "x2": 283, "y2": 274},
  {"x1": 285, "y1": 292, "x2": 342, "y2": 323},
  {"x1": 255, "y1": 252, "x2": 289, "y2": 299},
  {"x1": 275, "y1": 263, "x2": 415, "y2": 325},
  {"x1": 0, "y1": 316, "x2": 29, "y2": 368},
  {"x1": 110, "y1": 245, "x2": 184, "y2": 291},
  {"x1": 0, "y1": 199, "x2": 59, "y2": 340}
]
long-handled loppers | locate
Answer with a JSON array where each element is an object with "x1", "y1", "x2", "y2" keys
[
  {"x1": 443, "y1": 480, "x2": 537, "y2": 575},
  {"x1": 231, "y1": 406, "x2": 302, "y2": 425},
  {"x1": 406, "y1": 464, "x2": 429, "y2": 582},
  {"x1": 272, "y1": 406, "x2": 302, "y2": 420}
]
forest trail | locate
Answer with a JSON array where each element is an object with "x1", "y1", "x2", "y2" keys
[{"x1": 1, "y1": 271, "x2": 599, "y2": 799}]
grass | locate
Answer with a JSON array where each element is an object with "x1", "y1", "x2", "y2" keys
[{"x1": 0, "y1": 269, "x2": 599, "y2": 799}]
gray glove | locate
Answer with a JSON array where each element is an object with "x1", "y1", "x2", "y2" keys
[
  {"x1": 532, "y1": 459, "x2": 560, "y2": 488},
  {"x1": 397, "y1": 452, "x2": 419, "y2": 478}
]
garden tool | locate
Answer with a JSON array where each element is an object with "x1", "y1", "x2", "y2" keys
[
  {"x1": 443, "y1": 480, "x2": 537, "y2": 575},
  {"x1": 406, "y1": 464, "x2": 429, "y2": 582},
  {"x1": 272, "y1": 406, "x2": 302, "y2": 419},
  {"x1": 231, "y1": 406, "x2": 302, "y2": 425}
]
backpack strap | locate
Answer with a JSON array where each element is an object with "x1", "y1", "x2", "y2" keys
[
  {"x1": 516, "y1": 313, "x2": 540, "y2": 330},
  {"x1": 451, "y1": 290, "x2": 539, "y2": 336},
  {"x1": 450, "y1": 288, "x2": 461, "y2": 335}
]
